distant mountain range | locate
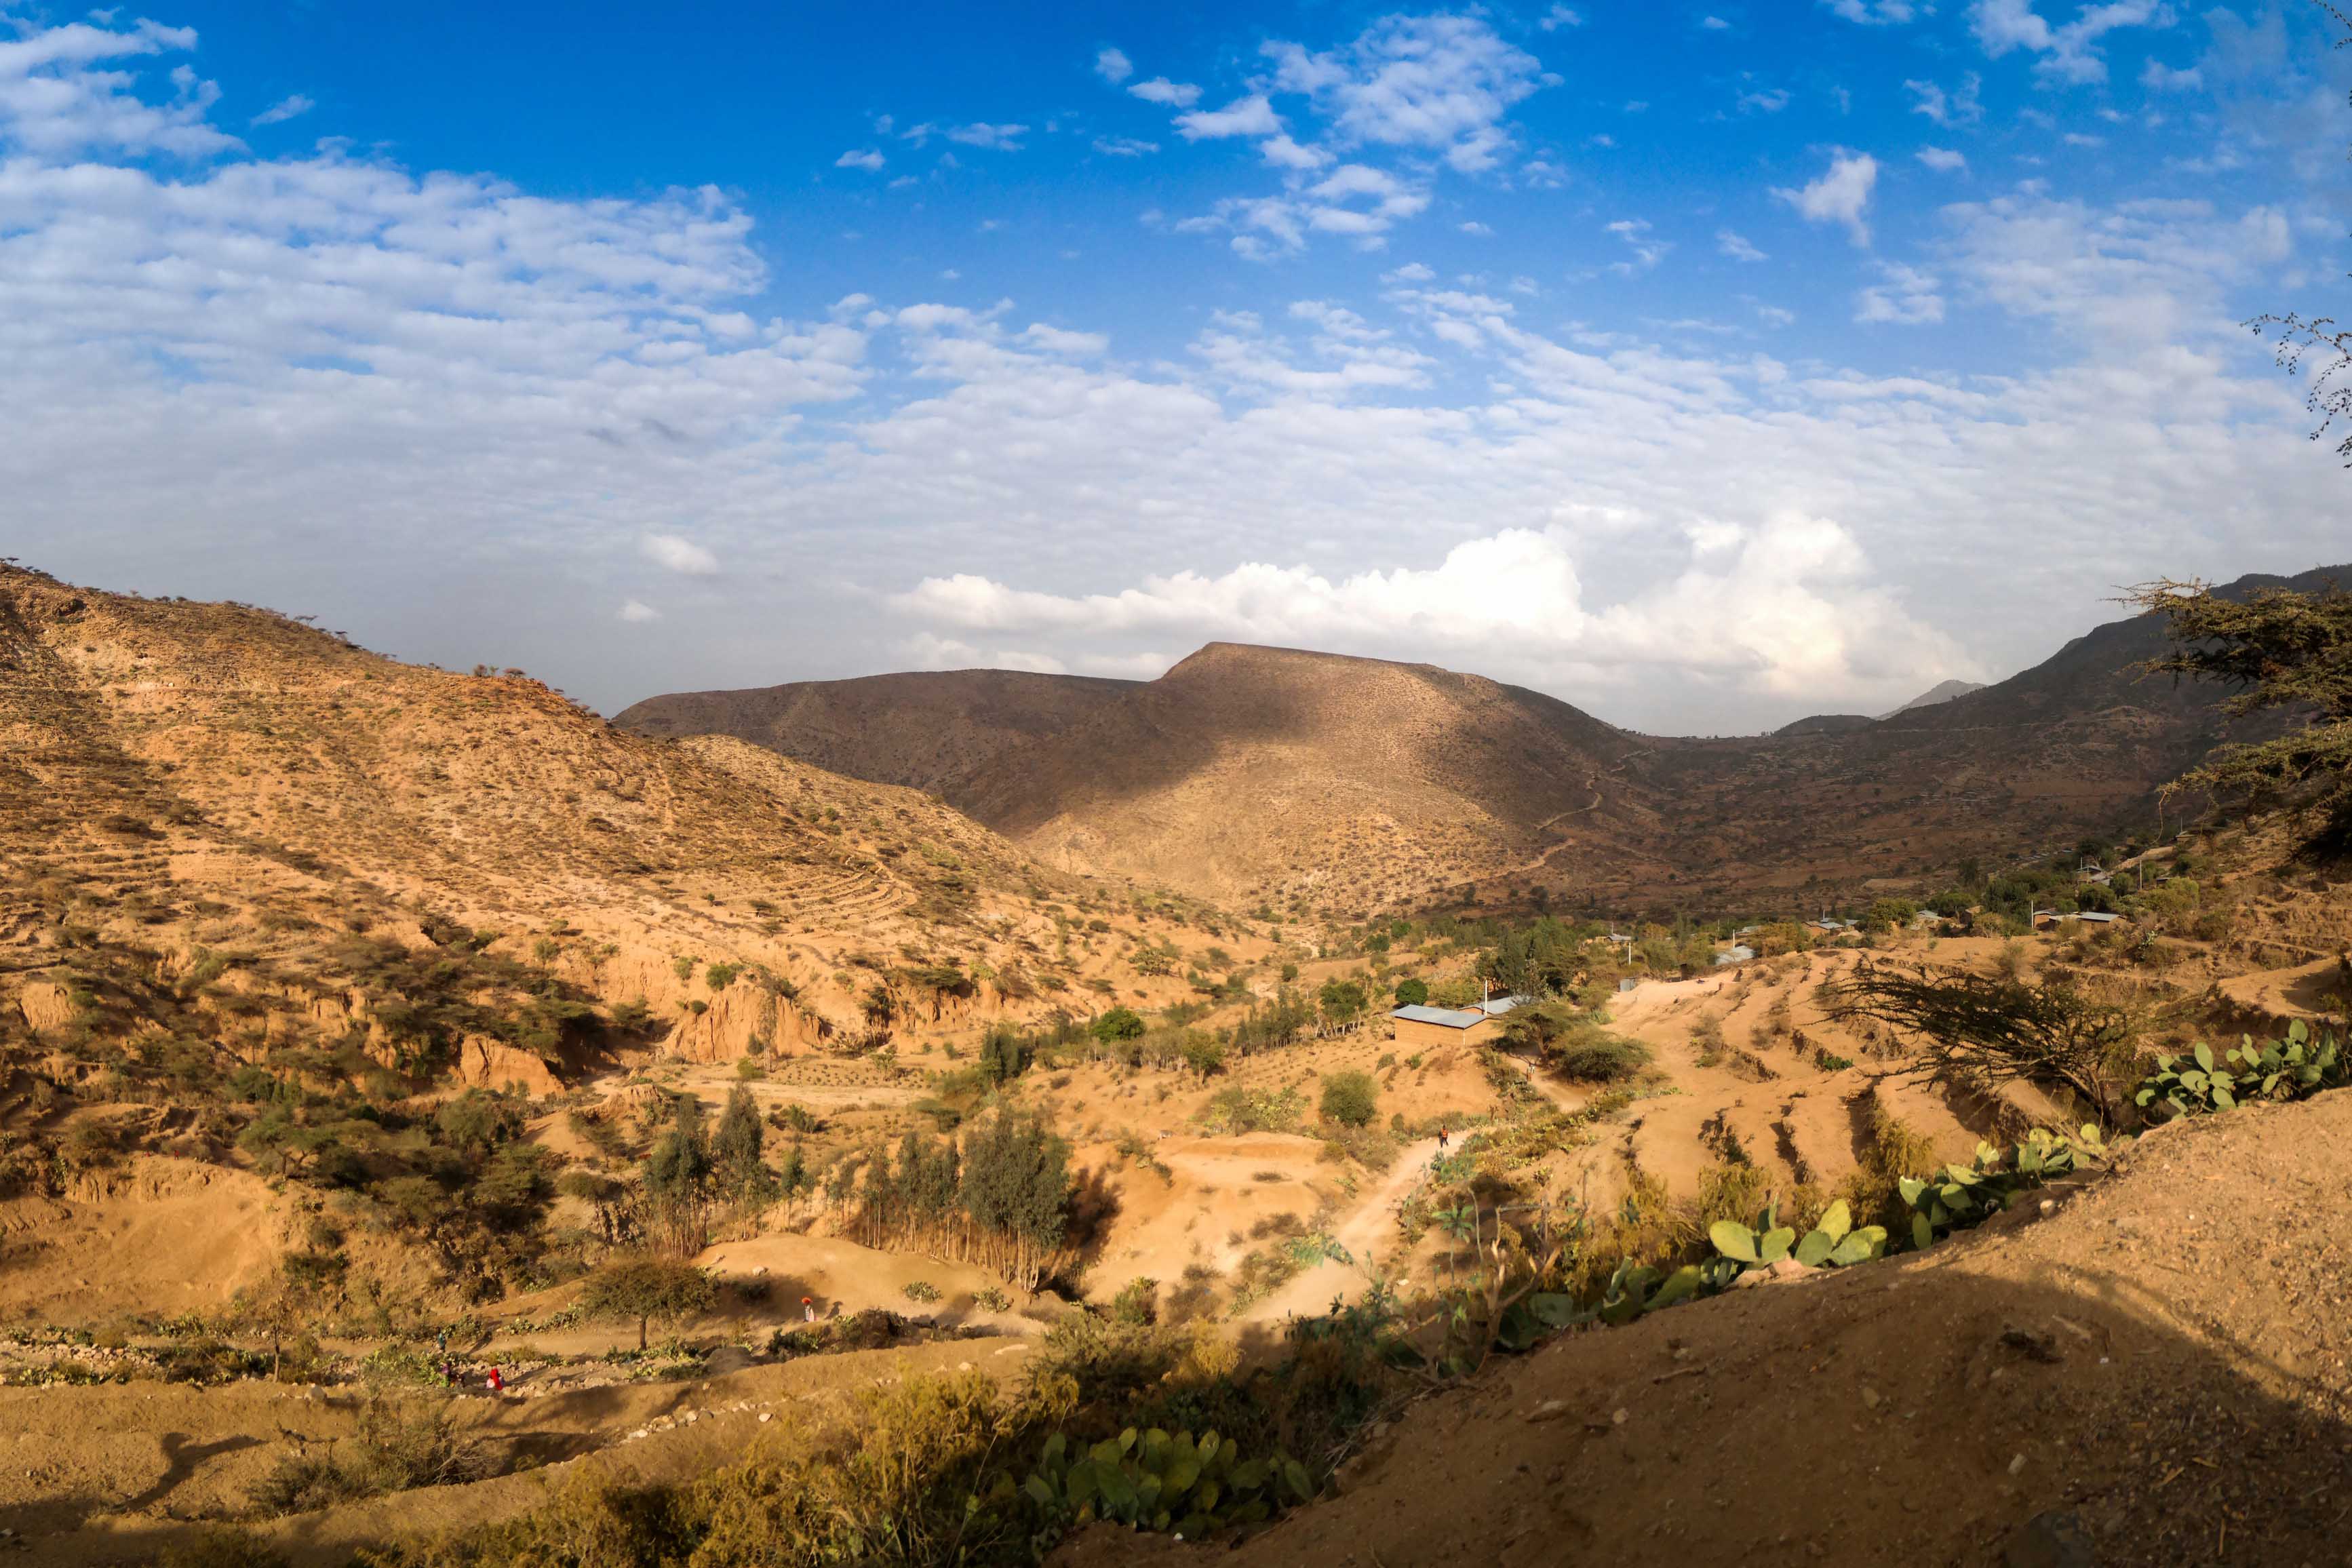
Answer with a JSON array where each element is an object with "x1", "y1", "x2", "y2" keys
[{"x1": 617, "y1": 565, "x2": 2347, "y2": 912}]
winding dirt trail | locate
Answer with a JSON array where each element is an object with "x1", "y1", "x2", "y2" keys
[{"x1": 1241, "y1": 1136, "x2": 1443, "y2": 1325}]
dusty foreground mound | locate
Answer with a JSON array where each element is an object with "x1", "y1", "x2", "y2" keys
[{"x1": 1063, "y1": 1092, "x2": 2352, "y2": 1568}]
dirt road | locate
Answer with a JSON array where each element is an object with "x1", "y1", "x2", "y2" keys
[{"x1": 1242, "y1": 1136, "x2": 1442, "y2": 1325}]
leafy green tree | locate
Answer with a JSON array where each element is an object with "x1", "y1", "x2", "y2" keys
[
  {"x1": 713, "y1": 1084, "x2": 765, "y2": 1196},
  {"x1": 1178, "y1": 1030, "x2": 1226, "y2": 1079},
  {"x1": 578, "y1": 1256, "x2": 715, "y2": 1350},
  {"x1": 1392, "y1": 977, "x2": 1430, "y2": 1007},
  {"x1": 643, "y1": 1095, "x2": 713, "y2": 1255},
  {"x1": 1089, "y1": 1006, "x2": 1145, "y2": 1044},
  {"x1": 2132, "y1": 577, "x2": 2352, "y2": 850},
  {"x1": 1318, "y1": 1070, "x2": 1379, "y2": 1129},
  {"x1": 1318, "y1": 979, "x2": 1367, "y2": 1027}
]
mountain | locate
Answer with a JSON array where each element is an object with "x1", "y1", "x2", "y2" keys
[
  {"x1": 621, "y1": 566, "x2": 2347, "y2": 913},
  {"x1": 0, "y1": 565, "x2": 1163, "y2": 1088},
  {"x1": 1878, "y1": 678, "x2": 1986, "y2": 720},
  {"x1": 614, "y1": 668, "x2": 1138, "y2": 795}
]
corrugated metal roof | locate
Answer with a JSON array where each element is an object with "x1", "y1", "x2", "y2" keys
[
  {"x1": 1391, "y1": 1004, "x2": 1485, "y2": 1028},
  {"x1": 1475, "y1": 994, "x2": 1531, "y2": 1015}
]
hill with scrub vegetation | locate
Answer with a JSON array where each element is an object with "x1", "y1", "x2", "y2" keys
[
  {"x1": 623, "y1": 568, "x2": 2348, "y2": 917},
  {"x1": 0, "y1": 558, "x2": 2348, "y2": 1568}
]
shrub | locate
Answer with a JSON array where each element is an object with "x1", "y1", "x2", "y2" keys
[
  {"x1": 1392, "y1": 977, "x2": 1429, "y2": 1007},
  {"x1": 901, "y1": 1280, "x2": 942, "y2": 1304},
  {"x1": 577, "y1": 1257, "x2": 716, "y2": 1350},
  {"x1": 1090, "y1": 1006, "x2": 1145, "y2": 1044},
  {"x1": 1550, "y1": 1031, "x2": 1652, "y2": 1082},
  {"x1": 1317, "y1": 1071, "x2": 1379, "y2": 1129},
  {"x1": 249, "y1": 1399, "x2": 492, "y2": 1516}
]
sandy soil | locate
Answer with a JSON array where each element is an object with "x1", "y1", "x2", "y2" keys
[{"x1": 1059, "y1": 1087, "x2": 2352, "y2": 1568}]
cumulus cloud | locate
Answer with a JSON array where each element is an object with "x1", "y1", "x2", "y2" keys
[
  {"x1": 619, "y1": 600, "x2": 661, "y2": 623},
  {"x1": 836, "y1": 147, "x2": 886, "y2": 170},
  {"x1": 1540, "y1": 6, "x2": 1585, "y2": 28},
  {"x1": 1906, "y1": 73, "x2": 1984, "y2": 125},
  {"x1": 1093, "y1": 135, "x2": 1158, "y2": 157},
  {"x1": 642, "y1": 535, "x2": 720, "y2": 574},
  {"x1": 1094, "y1": 46, "x2": 1132, "y2": 84},
  {"x1": 250, "y1": 93, "x2": 312, "y2": 126},
  {"x1": 1855, "y1": 262, "x2": 1945, "y2": 324},
  {"x1": 1917, "y1": 145, "x2": 1968, "y2": 172},
  {"x1": 1773, "y1": 151, "x2": 1878, "y2": 246},
  {"x1": 1822, "y1": 0, "x2": 1919, "y2": 20},
  {"x1": 893, "y1": 517, "x2": 1976, "y2": 705},
  {"x1": 1175, "y1": 94, "x2": 1281, "y2": 140},
  {"x1": 1718, "y1": 228, "x2": 1769, "y2": 262},
  {"x1": 1129, "y1": 77, "x2": 1202, "y2": 109},
  {"x1": 946, "y1": 121, "x2": 1027, "y2": 150},
  {"x1": 4, "y1": 13, "x2": 2344, "y2": 734},
  {"x1": 1970, "y1": 0, "x2": 2174, "y2": 85},
  {"x1": 1260, "y1": 14, "x2": 1545, "y2": 174}
]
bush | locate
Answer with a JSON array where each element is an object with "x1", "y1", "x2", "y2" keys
[
  {"x1": 1090, "y1": 1006, "x2": 1145, "y2": 1044},
  {"x1": 1392, "y1": 977, "x2": 1428, "y2": 1007},
  {"x1": 578, "y1": 1257, "x2": 716, "y2": 1350},
  {"x1": 249, "y1": 1399, "x2": 492, "y2": 1516},
  {"x1": 1318, "y1": 1071, "x2": 1379, "y2": 1129},
  {"x1": 901, "y1": 1280, "x2": 942, "y2": 1304},
  {"x1": 1550, "y1": 1033, "x2": 1652, "y2": 1082}
]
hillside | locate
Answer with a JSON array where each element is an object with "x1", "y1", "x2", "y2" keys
[
  {"x1": 614, "y1": 669, "x2": 1139, "y2": 795},
  {"x1": 622, "y1": 568, "x2": 2347, "y2": 913},
  {"x1": 0, "y1": 564, "x2": 1193, "y2": 1089},
  {"x1": 945, "y1": 642, "x2": 1666, "y2": 912}
]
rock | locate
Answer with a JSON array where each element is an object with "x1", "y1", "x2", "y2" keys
[
  {"x1": 1527, "y1": 1399, "x2": 1571, "y2": 1423},
  {"x1": 704, "y1": 1346, "x2": 754, "y2": 1376},
  {"x1": 2004, "y1": 1510, "x2": 2095, "y2": 1568}
]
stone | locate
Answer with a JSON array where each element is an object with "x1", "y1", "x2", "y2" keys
[{"x1": 2004, "y1": 1510, "x2": 2095, "y2": 1568}]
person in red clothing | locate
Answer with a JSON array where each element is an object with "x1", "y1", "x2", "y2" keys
[{"x1": 486, "y1": 1366, "x2": 504, "y2": 1392}]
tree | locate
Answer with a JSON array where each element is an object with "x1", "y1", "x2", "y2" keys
[
  {"x1": 1392, "y1": 977, "x2": 1430, "y2": 1007},
  {"x1": 1318, "y1": 979, "x2": 1367, "y2": 1028},
  {"x1": 643, "y1": 1095, "x2": 713, "y2": 1255},
  {"x1": 1318, "y1": 1070, "x2": 1379, "y2": 1128},
  {"x1": 2249, "y1": 5, "x2": 2352, "y2": 463},
  {"x1": 1825, "y1": 962, "x2": 2136, "y2": 1117},
  {"x1": 712, "y1": 1084, "x2": 765, "y2": 1196},
  {"x1": 577, "y1": 1256, "x2": 715, "y2": 1350},
  {"x1": 1178, "y1": 1030, "x2": 1226, "y2": 1079},
  {"x1": 2130, "y1": 576, "x2": 2352, "y2": 850},
  {"x1": 1089, "y1": 1006, "x2": 1145, "y2": 1044}
]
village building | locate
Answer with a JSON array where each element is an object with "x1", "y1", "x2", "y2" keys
[{"x1": 1389, "y1": 993, "x2": 1531, "y2": 1049}]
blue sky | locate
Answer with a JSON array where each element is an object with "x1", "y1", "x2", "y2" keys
[{"x1": 3, "y1": 1, "x2": 2348, "y2": 730}]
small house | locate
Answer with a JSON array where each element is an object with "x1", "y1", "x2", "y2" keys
[{"x1": 1389, "y1": 993, "x2": 1531, "y2": 1049}]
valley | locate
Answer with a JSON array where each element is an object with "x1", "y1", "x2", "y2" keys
[{"x1": 1, "y1": 560, "x2": 2349, "y2": 1568}]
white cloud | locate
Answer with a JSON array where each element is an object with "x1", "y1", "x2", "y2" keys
[
  {"x1": 1917, "y1": 145, "x2": 1969, "y2": 172},
  {"x1": 1261, "y1": 14, "x2": 1545, "y2": 174},
  {"x1": 1718, "y1": 229, "x2": 1769, "y2": 262},
  {"x1": 1259, "y1": 133, "x2": 1330, "y2": 170},
  {"x1": 642, "y1": 535, "x2": 720, "y2": 575},
  {"x1": 1093, "y1": 136, "x2": 1158, "y2": 157},
  {"x1": 1855, "y1": 262, "x2": 1945, "y2": 324},
  {"x1": 1094, "y1": 46, "x2": 1133, "y2": 84},
  {"x1": 1022, "y1": 324, "x2": 1110, "y2": 357},
  {"x1": 5, "y1": 14, "x2": 2344, "y2": 736},
  {"x1": 0, "y1": 16, "x2": 237, "y2": 157},
  {"x1": 836, "y1": 147, "x2": 886, "y2": 171},
  {"x1": 1460, "y1": 220, "x2": 1493, "y2": 235},
  {"x1": 1772, "y1": 151, "x2": 1878, "y2": 246},
  {"x1": 619, "y1": 600, "x2": 661, "y2": 623},
  {"x1": 1540, "y1": 6, "x2": 1586, "y2": 29},
  {"x1": 1822, "y1": 0, "x2": 1918, "y2": 20},
  {"x1": 2141, "y1": 58, "x2": 2203, "y2": 92},
  {"x1": 1970, "y1": 0, "x2": 2175, "y2": 85},
  {"x1": 1906, "y1": 73, "x2": 1984, "y2": 125},
  {"x1": 1739, "y1": 87, "x2": 1792, "y2": 113},
  {"x1": 1702, "y1": 16, "x2": 1732, "y2": 31},
  {"x1": 1129, "y1": 77, "x2": 1202, "y2": 109},
  {"x1": 893, "y1": 517, "x2": 1976, "y2": 705},
  {"x1": 1175, "y1": 94, "x2": 1280, "y2": 140},
  {"x1": 1607, "y1": 218, "x2": 1670, "y2": 272},
  {"x1": 250, "y1": 93, "x2": 312, "y2": 126},
  {"x1": 946, "y1": 122, "x2": 1027, "y2": 150}
]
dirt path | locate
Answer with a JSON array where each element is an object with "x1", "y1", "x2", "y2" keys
[{"x1": 1242, "y1": 1137, "x2": 1442, "y2": 1325}]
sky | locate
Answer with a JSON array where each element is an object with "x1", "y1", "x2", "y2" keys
[{"x1": 2, "y1": 1, "x2": 2348, "y2": 734}]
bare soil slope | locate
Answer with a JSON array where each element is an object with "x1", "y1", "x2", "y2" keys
[
  {"x1": 614, "y1": 668, "x2": 1139, "y2": 794},
  {"x1": 625, "y1": 567, "x2": 2347, "y2": 914},
  {"x1": 1063, "y1": 1088, "x2": 2352, "y2": 1568}
]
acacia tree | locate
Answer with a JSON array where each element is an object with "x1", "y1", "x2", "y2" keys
[
  {"x1": 2129, "y1": 577, "x2": 2352, "y2": 849},
  {"x1": 578, "y1": 1256, "x2": 716, "y2": 1350},
  {"x1": 1826, "y1": 962, "x2": 2137, "y2": 1117},
  {"x1": 2249, "y1": 5, "x2": 2352, "y2": 463}
]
